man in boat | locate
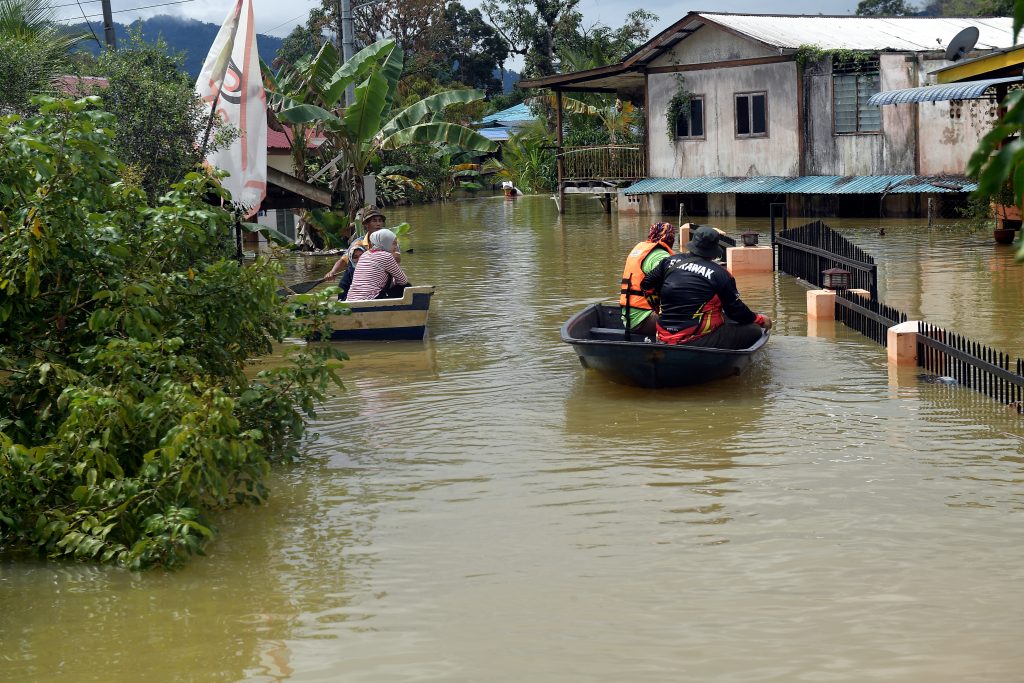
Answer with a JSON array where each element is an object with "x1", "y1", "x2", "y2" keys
[
  {"x1": 640, "y1": 224, "x2": 772, "y2": 349},
  {"x1": 323, "y1": 206, "x2": 401, "y2": 290},
  {"x1": 620, "y1": 222, "x2": 676, "y2": 337}
]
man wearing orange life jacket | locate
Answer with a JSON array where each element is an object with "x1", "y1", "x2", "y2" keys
[{"x1": 619, "y1": 222, "x2": 676, "y2": 337}]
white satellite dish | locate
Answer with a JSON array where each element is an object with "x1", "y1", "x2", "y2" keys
[{"x1": 945, "y1": 26, "x2": 980, "y2": 62}]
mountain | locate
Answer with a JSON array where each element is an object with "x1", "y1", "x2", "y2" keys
[{"x1": 70, "y1": 15, "x2": 284, "y2": 78}]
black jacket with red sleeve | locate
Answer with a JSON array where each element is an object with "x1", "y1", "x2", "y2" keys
[{"x1": 640, "y1": 254, "x2": 757, "y2": 341}]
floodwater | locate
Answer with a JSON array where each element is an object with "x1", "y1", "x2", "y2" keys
[{"x1": 2, "y1": 195, "x2": 1024, "y2": 682}]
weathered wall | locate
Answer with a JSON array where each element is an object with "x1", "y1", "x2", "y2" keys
[
  {"x1": 267, "y1": 154, "x2": 294, "y2": 174},
  {"x1": 648, "y1": 24, "x2": 778, "y2": 67},
  {"x1": 915, "y1": 59, "x2": 997, "y2": 175},
  {"x1": 647, "y1": 61, "x2": 800, "y2": 177}
]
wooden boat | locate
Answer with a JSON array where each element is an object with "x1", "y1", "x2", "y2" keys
[
  {"x1": 560, "y1": 302, "x2": 770, "y2": 388},
  {"x1": 322, "y1": 285, "x2": 435, "y2": 341}
]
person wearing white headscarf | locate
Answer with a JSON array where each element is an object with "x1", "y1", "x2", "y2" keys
[{"x1": 345, "y1": 228, "x2": 410, "y2": 301}]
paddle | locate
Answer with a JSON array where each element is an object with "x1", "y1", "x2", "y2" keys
[{"x1": 277, "y1": 277, "x2": 327, "y2": 297}]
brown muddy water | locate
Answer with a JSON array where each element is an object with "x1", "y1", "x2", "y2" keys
[{"x1": 2, "y1": 195, "x2": 1024, "y2": 682}]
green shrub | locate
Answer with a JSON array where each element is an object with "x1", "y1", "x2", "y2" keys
[{"x1": 0, "y1": 97, "x2": 343, "y2": 569}]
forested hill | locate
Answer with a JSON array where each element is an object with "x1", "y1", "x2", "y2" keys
[
  {"x1": 70, "y1": 15, "x2": 520, "y2": 91},
  {"x1": 70, "y1": 16, "x2": 285, "y2": 78}
]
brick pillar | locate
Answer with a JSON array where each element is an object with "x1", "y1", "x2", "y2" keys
[{"x1": 887, "y1": 321, "x2": 920, "y2": 367}]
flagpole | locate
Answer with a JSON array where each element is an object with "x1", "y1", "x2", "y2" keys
[{"x1": 199, "y1": 92, "x2": 221, "y2": 158}]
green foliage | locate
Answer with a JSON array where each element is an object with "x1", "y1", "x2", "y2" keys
[
  {"x1": 969, "y1": 88, "x2": 1024, "y2": 261},
  {"x1": 0, "y1": 0, "x2": 88, "y2": 111},
  {"x1": 967, "y1": 0, "x2": 1024, "y2": 262},
  {"x1": 484, "y1": 122, "x2": 555, "y2": 193},
  {"x1": 95, "y1": 29, "x2": 233, "y2": 201},
  {"x1": 665, "y1": 75, "x2": 693, "y2": 143},
  {"x1": 794, "y1": 45, "x2": 876, "y2": 70},
  {"x1": 855, "y1": 0, "x2": 918, "y2": 15},
  {"x1": 0, "y1": 97, "x2": 344, "y2": 568}
]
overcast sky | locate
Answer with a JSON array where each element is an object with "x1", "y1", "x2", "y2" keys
[{"x1": 58, "y1": 0, "x2": 863, "y2": 61}]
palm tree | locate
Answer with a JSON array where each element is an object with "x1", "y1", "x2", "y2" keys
[{"x1": 0, "y1": 0, "x2": 87, "y2": 110}]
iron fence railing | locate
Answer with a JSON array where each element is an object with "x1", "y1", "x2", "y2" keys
[
  {"x1": 559, "y1": 145, "x2": 646, "y2": 181},
  {"x1": 834, "y1": 289, "x2": 907, "y2": 346},
  {"x1": 916, "y1": 322, "x2": 1024, "y2": 406},
  {"x1": 776, "y1": 220, "x2": 878, "y2": 299}
]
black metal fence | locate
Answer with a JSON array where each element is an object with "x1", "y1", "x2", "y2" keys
[
  {"x1": 834, "y1": 289, "x2": 907, "y2": 346},
  {"x1": 916, "y1": 322, "x2": 1024, "y2": 406},
  {"x1": 776, "y1": 220, "x2": 878, "y2": 299}
]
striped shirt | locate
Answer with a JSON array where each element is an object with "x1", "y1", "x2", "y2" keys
[{"x1": 345, "y1": 249, "x2": 409, "y2": 301}]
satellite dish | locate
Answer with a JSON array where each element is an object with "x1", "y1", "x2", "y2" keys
[{"x1": 945, "y1": 26, "x2": 980, "y2": 62}]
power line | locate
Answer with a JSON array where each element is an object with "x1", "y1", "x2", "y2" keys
[
  {"x1": 75, "y1": 0, "x2": 102, "y2": 46},
  {"x1": 59, "y1": 0, "x2": 197, "y2": 22}
]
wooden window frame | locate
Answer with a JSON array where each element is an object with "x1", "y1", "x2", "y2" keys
[
  {"x1": 674, "y1": 95, "x2": 706, "y2": 141},
  {"x1": 735, "y1": 91, "x2": 768, "y2": 139}
]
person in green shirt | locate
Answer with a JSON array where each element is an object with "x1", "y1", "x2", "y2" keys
[{"x1": 619, "y1": 222, "x2": 676, "y2": 337}]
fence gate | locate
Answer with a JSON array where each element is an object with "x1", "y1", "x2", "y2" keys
[{"x1": 776, "y1": 220, "x2": 878, "y2": 299}]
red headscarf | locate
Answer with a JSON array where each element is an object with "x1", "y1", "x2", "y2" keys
[{"x1": 647, "y1": 222, "x2": 676, "y2": 248}]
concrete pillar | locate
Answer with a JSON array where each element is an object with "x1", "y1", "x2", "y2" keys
[
  {"x1": 678, "y1": 223, "x2": 696, "y2": 247},
  {"x1": 887, "y1": 320, "x2": 920, "y2": 367},
  {"x1": 807, "y1": 289, "x2": 836, "y2": 320},
  {"x1": 726, "y1": 246, "x2": 773, "y2": 274}
]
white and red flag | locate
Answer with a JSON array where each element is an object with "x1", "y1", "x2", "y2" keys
[{"x1": 194, "y1": 0, "x2": 267, "y2": 217}]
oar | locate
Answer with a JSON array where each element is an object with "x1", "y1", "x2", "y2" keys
[{"x1": 277, "y1": 277, "x2": 327, "y2": 297}]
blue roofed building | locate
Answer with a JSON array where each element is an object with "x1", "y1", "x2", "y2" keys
[{"x1": 473, "y1": 102, "x2": 538, "y2": 142}]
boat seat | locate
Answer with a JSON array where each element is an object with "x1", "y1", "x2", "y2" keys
[{"x1": 589, "y1": 326, "x2": 628, "y2": 341}]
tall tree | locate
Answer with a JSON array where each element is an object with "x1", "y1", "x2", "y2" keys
[
  {"x1": 481, "y1": 0, "x2": 582, "y2": 77},
  {"x1": 917, "y1": 0, "x2": 1013, "y2": 14},
  {"x1": 95, "y1": 30, "x2": 225, "y2": 201},
  {"x1": 855, "y1": 0, "x2": 918, "y2": 14},
  {"x1": 436, "y1": 2, "x2": 508, "y2": 94}
]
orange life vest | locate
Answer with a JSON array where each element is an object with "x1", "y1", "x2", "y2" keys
[{"x1": 619, "y1": 240, "x2": 674, "y2": 311}]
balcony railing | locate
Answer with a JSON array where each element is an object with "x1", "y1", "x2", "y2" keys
[{"x1": 559, "y1": 145, "x2": 646, "y2": 182}]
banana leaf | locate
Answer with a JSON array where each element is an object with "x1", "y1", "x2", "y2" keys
[
  {"x1": 240, "y1": 222, "x2": 293, "y2": 246},
  {"x1": 345, "y1": 71, "x2": 390, "y2": 143},
  {"x1": 378, "y1": 42, "x2": 406, "y2": 128},
  {"x1": 322, "y1": 39, "x2": 396, "y2": 108},
  {"x1": 381, "y1": 89, "x2": 486, "y2": 139},
  {"x1": 381, "y1": 122, "x2": 498, "y2": 153}
]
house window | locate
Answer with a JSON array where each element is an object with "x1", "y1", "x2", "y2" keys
[
  {"x1": 275, "y1": 209, "x2": 296, "y2": 240},
  {"x1": 735, "y1": 92, "x2": 767, "y2": 137},
  {"x1": 833, "y1": 57, "x2": 881, "y2": 134},
  {"x1": 675, "y1": 97, "x2": 704, "y2": 139}
]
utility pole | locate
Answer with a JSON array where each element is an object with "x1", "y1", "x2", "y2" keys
[
  {"x1": 101, "y1": 0, "x2": 116, "y2": 49},
  {"x1": 340, "y1": 0, "x2": 355, "y2": 105}
]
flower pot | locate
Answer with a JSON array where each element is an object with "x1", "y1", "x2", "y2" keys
[{"x1": 993, "y1": 228, "x2": 1017, "y2": 245}]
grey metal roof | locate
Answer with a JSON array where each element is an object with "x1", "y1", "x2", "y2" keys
[
  {"x1": 700, "y1": 14, "x2": 1014, "y2": 52},
  {"x1": 623, "y1": 175, "x2": 976, "y2": 195},
  {"x1": 868, "y1": 76, "x2": 1022, "y2": 105}
]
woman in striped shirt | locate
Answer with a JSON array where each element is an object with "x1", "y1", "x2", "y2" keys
[{"x1": 345, "y1": 228, "x2": 410, "y2": 301}]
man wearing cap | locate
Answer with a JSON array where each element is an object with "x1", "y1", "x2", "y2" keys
[
  {"x1": 323, "y1": 205, "x2": 399, "y2": 289},
  {"x1": 640, "y1": 224, "x2": 772, "y2": 349}
]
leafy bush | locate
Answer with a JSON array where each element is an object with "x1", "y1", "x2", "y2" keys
[{"x1": 0, "y1": 97, "x2": 343, "y2": 569}]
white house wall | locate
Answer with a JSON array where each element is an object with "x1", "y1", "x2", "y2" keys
[
  {"x1": 648, "y1": 62, "x2": 800, "y2": 177},
  {"x1": 648, "y1": 24, "x2": 779, "y2": 68}
]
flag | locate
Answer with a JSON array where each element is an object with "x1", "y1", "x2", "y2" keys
[{"x1": 194, "y1": 0, "x2": 267, "y2": 217}]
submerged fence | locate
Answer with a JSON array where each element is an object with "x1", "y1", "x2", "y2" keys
[
  {"x1": 776, "y1": 221, "x2": 878, "y2": 299},
  {"x1": 834, "y1": 289, "x2": 907, "y2": 346},
  {"x1": 916, "y1": 322, "x2": 1024, "y2": 406}
]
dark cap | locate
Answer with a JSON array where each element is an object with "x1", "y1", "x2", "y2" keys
[{"x1": 687, "y1": 225, "x2": 725, "y2": 260}]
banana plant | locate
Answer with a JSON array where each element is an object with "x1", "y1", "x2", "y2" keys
[{"x1": 265, "y1": 39, "x2": 498, "y2": 246}]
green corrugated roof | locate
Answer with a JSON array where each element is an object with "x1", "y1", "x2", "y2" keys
[{"x1": 623, "y1": 175, "x2": 976, "y2": 195}]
